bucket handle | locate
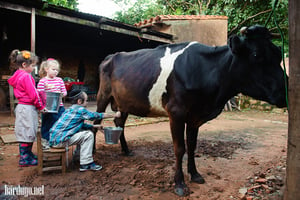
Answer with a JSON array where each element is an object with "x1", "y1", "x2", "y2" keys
[{"x1": 93, "y1": 125, "x2": 104, "y2": 134}]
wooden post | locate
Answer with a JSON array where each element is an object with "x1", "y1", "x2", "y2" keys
[
  {"x1": 31, "y1": 8, "x2": 35, "y2": 53},
  {"x1": 285, "y1": 0, "x2": 300, "y2": 199},
  {"x1": 37, "y1": 131, "x2": 43, "y2": 175}
]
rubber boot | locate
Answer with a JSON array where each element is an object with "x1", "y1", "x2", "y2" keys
[
  {"x1": 27, "y1": 142, "x2": 38, "y2": 159},
  {"x1": 19, "y1": 143, "x2": 38, "y2": 167}
]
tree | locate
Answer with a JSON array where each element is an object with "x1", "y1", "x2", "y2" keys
[
  {"x1": 285, "y1": 0, "x2": 300, "y2": 199},
  {"x1": 113, "y1": 0, "x2": 165, "y2": 24},
  {"x1": 43, "y1": 0, "x2": 78, "y2": 10},
  {"x1": 113, "y1": 0, "x2": 288, "y2": 52},
  {"x1": 155, "y1": 0, "x2": 287, "y2": 34}
]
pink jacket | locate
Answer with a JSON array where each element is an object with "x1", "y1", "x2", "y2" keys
[{"x1": 8, "y1": 69, "x2": 45, "y2": 110}]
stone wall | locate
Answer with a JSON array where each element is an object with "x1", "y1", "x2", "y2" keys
[{"x1": 238, "y1": 95, "x2": 287, "y2": 113}]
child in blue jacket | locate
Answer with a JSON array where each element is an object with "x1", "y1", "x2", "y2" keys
[{"x1": 49, "y1": 89, "x2": 121, "y2": 171}]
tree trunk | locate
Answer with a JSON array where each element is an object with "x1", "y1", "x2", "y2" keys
[{"x1": 285, "y1": 0, "x2": 300, "y2": 199}]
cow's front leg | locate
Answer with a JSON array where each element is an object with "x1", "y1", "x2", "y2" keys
[
  {"x1": 94, "y1": 97, "x2": 110, "y2": 153},
  {"x1": 169, "y1": 118, "x2": 189, "y2": 196},
  {"x1": 186, "y1": 124, "x2": 205, "y2": 184},
  {"x1": 114, "y1": 112, "x2": 133, "y2": 156}
]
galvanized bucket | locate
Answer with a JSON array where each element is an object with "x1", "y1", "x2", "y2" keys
[
  {"x1": 45, "y1": 92, "x2": 61, "y2": 113},
  {"x1": 102, "y1": 127, "x2": 123, "y2": 144}
]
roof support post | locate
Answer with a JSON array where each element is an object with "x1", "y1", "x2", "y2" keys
[{"x1": 31, "y1": 8, "x2": 36, "y2": 53}]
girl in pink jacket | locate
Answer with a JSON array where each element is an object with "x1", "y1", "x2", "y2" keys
[{"x1": 8, "y1": 49, "x2": 46, "y2": 167}]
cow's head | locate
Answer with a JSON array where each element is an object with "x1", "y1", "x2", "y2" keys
[{"x1": 229, "y1": 25, "x2": 288, "y2": 108}]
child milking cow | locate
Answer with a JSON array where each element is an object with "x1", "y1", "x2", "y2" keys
[{"x1": 49, "y1": 89, "x2": 121, "y2": 171}]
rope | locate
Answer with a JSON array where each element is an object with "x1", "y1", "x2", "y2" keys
[
  {"x1": 265, "y1": 0, "x2": 289, "y2": 110},
  {"x1": 265, "y1": 0, "x2": 279, "y2": 27}
]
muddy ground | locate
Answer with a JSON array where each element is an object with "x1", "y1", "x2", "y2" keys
[{"x1": 0, "y1": 109, "x2": 288, "y2": 200}]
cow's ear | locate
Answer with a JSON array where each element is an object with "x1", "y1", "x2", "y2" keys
[{"x1": 228, "y1": 35, "x2": 243, "y2": 55}]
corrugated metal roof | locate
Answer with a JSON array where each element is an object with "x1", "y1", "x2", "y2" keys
[
  {"x1": 0, "y1": 0, "x2": 173, "y2": 42},
  {"x1": 135, "y1": 15, "x2": 228, "y2": 27}
]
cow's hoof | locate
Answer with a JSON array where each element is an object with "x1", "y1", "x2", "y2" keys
[
  {"x1": 191, "y1": 173, "x2": 205, "y2": 184},
  {"x1": 122, "y1": 150, "x2": 134, "y2": 156},
  {"x1": 174, "y1": 184, "x2": 189, "y2": 196}
]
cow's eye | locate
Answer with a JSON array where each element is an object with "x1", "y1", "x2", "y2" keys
[{"x1": 251, "y1": 51, "x2": 264, "y2": 63}]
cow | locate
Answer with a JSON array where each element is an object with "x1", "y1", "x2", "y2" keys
[{"x1": 95, "y1": 25, "x2": 288, "y2": 196}]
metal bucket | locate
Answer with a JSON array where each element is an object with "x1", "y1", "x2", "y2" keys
[
  {"x1": 103, "y1": 127, "x2": 123, "y2": 144},
  {"x1": 45, "y1": 92, "x2": 61, "y2": 113}
]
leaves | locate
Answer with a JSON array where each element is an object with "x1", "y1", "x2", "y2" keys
[
  {"x1": 113, "y1": 0, "x2": 165, "y2": 24},
  {"x1": 112, "y1": 0, "x2": 288, "y2": 52},
  {"x1": 43, "y1": 0, "x2": 78, "y2": 10}
]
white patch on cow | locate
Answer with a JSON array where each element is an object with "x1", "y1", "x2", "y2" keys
[{"x1": 148, "y1": 42, "x2": 198, "y2": 115}]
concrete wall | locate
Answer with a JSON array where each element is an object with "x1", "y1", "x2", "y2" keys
[
  {"x1": 165, "y1": 19, "x2": 228, "y2": 46},
  {"x1": 145, "y1": 16, "x2": 228, "y2": 46}
]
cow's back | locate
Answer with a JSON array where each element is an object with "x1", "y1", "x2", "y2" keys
[{"x1": 98, "y1": 42, "x2": 198, "y2": 116}]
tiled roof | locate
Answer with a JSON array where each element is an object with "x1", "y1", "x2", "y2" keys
[{"x1": 135, "y1": 15, "x2": 228, "y2": 27}]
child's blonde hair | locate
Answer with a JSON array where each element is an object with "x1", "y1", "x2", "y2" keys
[
  {"x1": 39, "y1": 58, "x2": 60, "y2": 78},
  {"x1": 9, "y1": 49, "x2": 38, "y2": 71}
]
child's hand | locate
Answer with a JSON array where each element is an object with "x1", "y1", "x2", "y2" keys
[
  {"x1": 40, "y1": 108, "x2": 48, "y2": 113},
  {"x1": 115, "y1": 111, "x2": 121, "y2": 118},
  {"x1": 103, "y1": 112, "x2": 121, "y2": 118}
]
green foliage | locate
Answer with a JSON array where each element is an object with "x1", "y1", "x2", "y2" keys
[
  {"x1": 112, "y1": 0, "x2": 288, "y2": 53},
  {"x1": 113, "y1": 0, "x2": 165, "y2": 24},
  {"x1": 154, "y1": 0, "x2": 288, "y2": 36},
  {"x1": 43, "y1": 0, "x2": 78, "y2": 10}
]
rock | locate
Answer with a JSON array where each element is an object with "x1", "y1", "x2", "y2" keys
[
  {"x1": 129, "y1": 180, "x2": 137, "y2": 186},
  {"x1": 239, "y1": 187, "x2": 248, "y2": 194},
  {"x1": 154, "y1": 164, "x2": 164, "y2": 169},
  {"x1": 239, "y1": 187, "x2": 248, "y2": 196},
  {"x1": 266, "y1": 175, "x2": 276, "y2": 181},
  {"x1": 272, "y1": 108, "x2": 285, "y2": 114},
  {"x1": 255, "y1": 178, "x2": 267, "y2": 183},
  {"x1": 92, "y1": 179, "x2": 98, "y2": 183},
  {"x1": 213, "y1": 186, "x2": 224, "y2": 192},
  {"x1": 248, "y1": 185, "x2": 261, "y2": 192},
  {"x1": 261, "y1": 184, "x2": 269, "y2": 190},
  {"x1": 249, "y1": 178, "x2": 255, "y2": 184},
  {"x1": 275, "y1": 175, "x2": 283, "y2": 181}
]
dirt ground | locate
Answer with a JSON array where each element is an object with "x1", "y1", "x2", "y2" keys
[{"x1": 0, "y1": 108, "x2": 288, "y2": 200}]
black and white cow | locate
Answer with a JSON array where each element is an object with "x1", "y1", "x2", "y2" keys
[{"x1": 95, "y1": 25, "x2": 288, "y2": 196}]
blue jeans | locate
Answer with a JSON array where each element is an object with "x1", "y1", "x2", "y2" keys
[{"x1": 41, "y1": 106, "x2": 65, "y2": 140}]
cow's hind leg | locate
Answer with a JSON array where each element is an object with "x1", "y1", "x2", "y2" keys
[
  {"x1": 186, "y1": 125, "x2": 205, "y2": 184},
  {"x1": 169, "y1": 117, "x2": 189, "y2": 196},
  {"x1": 113, "y1": 112, "x2": 133, "y2": 156}
]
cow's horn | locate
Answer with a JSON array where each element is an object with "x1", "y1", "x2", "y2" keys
[
  {"x1": 271, "y1": 33, "x2": 281, "y2": 39},
  {"x1": 240, "y1": 27, "x2": 248, "y2": 35}
]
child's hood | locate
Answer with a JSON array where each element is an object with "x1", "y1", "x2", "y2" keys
[{"x1": 8, "y1": 70, "x2": 27, "y2": 87}]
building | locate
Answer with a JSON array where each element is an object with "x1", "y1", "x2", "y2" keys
[
  {"x1": 0, "y1": 0, "x2": 173, "y2": 110},
  {"x1": 135, "y1": 15, "x2": 228, "y2": 46}
]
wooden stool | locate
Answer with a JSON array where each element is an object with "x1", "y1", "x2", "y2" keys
[{"x1": 37, "y1": 131, "x2": 68, "y2": 175}]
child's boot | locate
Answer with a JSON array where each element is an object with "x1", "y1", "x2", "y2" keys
[
  {"x1": 19, "y1": 143, "x2": 38, "y2": 167},
  {"x1": 27, "y1": 142, "x2": 38, "y2": 159}
]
